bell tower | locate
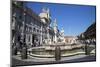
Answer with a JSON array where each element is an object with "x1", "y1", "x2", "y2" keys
[
  {"x1": 39, "y1": 7, "x2": 51, "y2": 44},
  {"x1": 39, "y1": 7, "x2": 51, "y2": 25}
]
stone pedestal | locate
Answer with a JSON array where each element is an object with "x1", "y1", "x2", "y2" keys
[
  {"x1": 21, "y1": 47, "x2": 27, "y2": 59},
  {"x1": 55, "y1": 46, "x2": 61, "y2": 61},
  {"x1": 85, "y1": 44, "x2": 90, "y2": 55}
]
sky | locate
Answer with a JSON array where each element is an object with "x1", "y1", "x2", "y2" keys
[{"x1": 25, "y1": 2, "x2": 96, "y2": 36}]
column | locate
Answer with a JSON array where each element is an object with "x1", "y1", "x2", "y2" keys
[
  {"x1": 31, "y1": 24, "x2": 33, "y2": 46},
  {"x1": 47, "y1": 26, "x2": 50, "y2": 44},
  {"x1": 40, "y1": 25, "x2": 43, "y2": 45},
  {"x1": 25, "y1": 34, "x2": 28, "y2": 45},
  {"x1": 21, "y1": 12, "x2": 25, "y2": 42},
  {"x1": 30, "y1": 34, "x2": 33, "y2": 46},
  {"x1": 54, "y1": 32, "x2": 57, "y2": 43}
]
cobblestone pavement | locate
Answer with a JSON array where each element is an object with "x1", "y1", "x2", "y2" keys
[{"x1": 11, "y1": 55, "x2": 96, "y2": 67}]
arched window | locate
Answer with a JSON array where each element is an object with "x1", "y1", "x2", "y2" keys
[{"x1": 34, "y1": 28, "x2": 36, "y2": 31}]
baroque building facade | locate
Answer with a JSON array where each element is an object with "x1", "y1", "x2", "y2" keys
[
  {"x1": 64, "y1": 36, "x2": 78, "y2": 44},
  {"x1": 12, "y1": 1, "x2": 64, "y2": 48}
]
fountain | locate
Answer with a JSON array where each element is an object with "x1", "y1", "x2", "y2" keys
[
  {"x1": 28, "y1": 42, "x2": 84, "y2": 58},
  {"x1": 27, "y1": 18, "x2": 84, "y2": 58}
]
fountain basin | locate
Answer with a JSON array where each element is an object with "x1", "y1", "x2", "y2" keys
[{"x1": 28, "y1": 44, "x2": 84, "y2": 58}]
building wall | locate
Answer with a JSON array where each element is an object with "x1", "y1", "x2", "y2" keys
[
  {"x1": 12, "y1": 1, "x2": 58, "y2": 47},
  {"x1": 64, "y1": 36, "x2": 77, "y2": 44}
]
